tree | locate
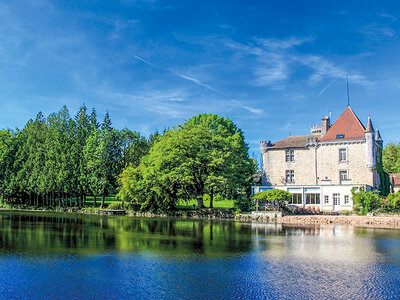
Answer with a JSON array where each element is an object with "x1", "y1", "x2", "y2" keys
[
  {"x1": 120, "y1": 128, "x2": 150, "y2": 168},
  {"x1": 0, "y1": 105, "x2": 129, "y2": 209},
  {"x1": 117, "y1": 114, "x2": 256, "y2": 211},
  {"x1": 351, "y1": 187, "x2": 382, "y2": 215},
  {"x1": 253, "y1": 189, "x2": 292, "y2": 211},
  {"x1": 385, "y1": 192, "x2": 400, "y2": 212},
  {"x1": 383, "y1": 143, "x2": 400, "y2": 173}
]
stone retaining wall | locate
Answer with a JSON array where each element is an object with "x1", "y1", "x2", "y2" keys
[{"x1": 278, "y1": 215, "x2": 400, "y2": 229}]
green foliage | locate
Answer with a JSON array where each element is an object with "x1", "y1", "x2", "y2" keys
[
  {"x1": 234, "y1": 194, "x2": 253, "y2": 212},
  {"x1": 117, "y1": 113, "x2": 256, "y2": 212},
  {"x1": 107, "y1": 202, "x2": 124, "y2": 210},
  {"x1": 383, "y1": 143, "x2": 400, "y2": 173},
  {"x1": 385, "y1": 193, "x2": 400, "y2": 212},
  {"x1": 0, "y1": 106, "x2": 151, "y2": 209},
  {"x1": 351, "y1": 187, "x2": 382, "y2": 215},
  {"x1": 254, "y1": 189, "x2": 292, "y2": 211},
  {"x1": 254, "y1": 189, "x2": 292, "y2": 203}
]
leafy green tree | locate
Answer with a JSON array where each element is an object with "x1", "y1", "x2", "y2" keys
[
  {"x1": 383, "y1": 143, "x2": 400, "y2": 173},
  {"x1": 120, "y1": 128, "x2": 150, "y2": 168},
  {"x1": 385, "y1": 192, "x2": 400, "y2": 212},
  {"x1": 118, "y1": 114, "x2": 255, "y2": 211},
  {"x1": 253, "y1": 189, "x2": 292, "y2": 211}
]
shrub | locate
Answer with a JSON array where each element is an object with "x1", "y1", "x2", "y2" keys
[
  {"x1": 352, "y1": 187, "x2": 382, "y2": 215},
  {"x1": 107, "y1": 202, "x2": 124, "y2": 210},
  {"x1": 234, "y1": 194, "x2": 253, "y2": 212},
  {"x1": 386, "y1": 193, "x2": 400, "y2": 212},
  {"x1": 254, "y1": 189, "x2": 292, "y2": 211}
]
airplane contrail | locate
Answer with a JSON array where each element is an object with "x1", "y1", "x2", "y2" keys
[
  {"x1": 134, "y1": 55, "x2": 155, "y2": 67},
  {"x1": 134, "y1": 54, "x2": 217, "y2": 92},
  {"x1": 318, "y1": 80, "x2": 335, "y2": 96}
]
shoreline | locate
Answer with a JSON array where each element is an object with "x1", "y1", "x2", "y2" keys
[
  {"x1": 1, "y1": 207, "x2": 400, "y2": 229},
  {"x1": 278, "y1": 215, "x2": 400, "y2": 229}
]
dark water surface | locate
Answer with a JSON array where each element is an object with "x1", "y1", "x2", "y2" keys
[{"x1": 0, "y1": 211, "x2": 399, "y2": 299}]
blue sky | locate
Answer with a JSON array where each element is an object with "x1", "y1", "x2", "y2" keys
[{"x1": 1, "y1": 0, "x2": 400, "y2": 160}]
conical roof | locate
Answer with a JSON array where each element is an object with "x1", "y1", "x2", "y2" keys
[
  {"x1": 376, "y1": 128, "x2": 382, "y2": 141},
  {"x1": 319, "y1": 106, "x2": 366, "y2": 142},
  {"x1": 365, "y1": 115, "x2": 375, "y2": 133}
]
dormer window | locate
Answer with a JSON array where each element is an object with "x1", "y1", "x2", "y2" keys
[
  {"x1": 336, "y1": 134, "x2": 345, "y2": 139},
  {"x1": 285, "y1": 149, "x2": 294, "y2": 162}
]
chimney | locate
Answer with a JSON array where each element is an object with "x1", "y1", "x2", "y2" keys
[{"x1": 321, "y1": 116, "x2": 330, "y2": 136}]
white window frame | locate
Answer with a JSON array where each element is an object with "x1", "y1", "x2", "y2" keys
[
  {"x1": 333, "y1": 193, "x2": 340, "y2": 205},
  {"x1": 339, "y1": 148, "x2": 347, "y2": 162},
  {"x1": 285, "y1": 149, "x2": 295, "y2": 162},
  {"x1": 324, "y1": 195, "x2": 329, "y2": 204},
  {"x1": 285, "y1": 170, "x2": 295, "y2": 183},
  {"x1": 339, "y1": 170, "x2": 348, "y2": 182},
  {"x1": 344, "y1": 195, "x2": 350, "y2": 204}
]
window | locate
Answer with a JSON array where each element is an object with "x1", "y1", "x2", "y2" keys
[
  {"x1": 336, "y1": 134, "x2": 345, "y2": 139},
  {"x1": 333, "y1": 193, "x2": 340, "y2": 205},
  {"x1": 324, "y1": 195, "x2": 329, "y2": 204},
  {"x1": 290, "y1": 193, "x2": 302, "y2": 204},
  {"x1": 344, "y1": 195, "x2": 350, "y2": 204},
  {"x1": 285, "y1": 170, "x2": 295, "y2": 183},
  {"x1": 339, "y1": 148, "x2": 347, "y2": 161},
  {"x1": 340, "y1": 170, "x2": 348, "y2": 182},
  {"x1": 285, "y1": 149, "x2": 294, "y2": 162},
  {"x1": 306, "y1": 194, "x2": 320, "y2": 205}
]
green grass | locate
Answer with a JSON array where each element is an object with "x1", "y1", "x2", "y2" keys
[
  {"x1": 84, "y1": 196, "x2": 118, "y2": 207},
  {"x1": 176, "y1": 199, "x2": 234, "y2": 210}
]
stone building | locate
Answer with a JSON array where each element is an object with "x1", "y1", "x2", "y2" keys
[
  {"x1": 255, "y1": 106, "x2": 389, "y2": 211},
  {"x1": 390, "y1": 174, "x2": 400, "y2": 193}
]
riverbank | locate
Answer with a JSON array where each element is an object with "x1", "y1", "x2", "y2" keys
[
  {"x1": 2, "y1": 207, "x2": 400, "y2": 229},
  {"x1": 0, "y1": 207, "x2": 236, "y2": 220},
  {"x1": 278, "y1": 215, "x2": 400, "y2": 229}
]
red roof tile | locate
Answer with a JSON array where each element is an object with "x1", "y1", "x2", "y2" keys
[
  {"x1": 391, "y1": 174, "x2": 400, "y2": 186},
  {"x1": 319, "y1": 106, "x2": 366, "y2": 142}
]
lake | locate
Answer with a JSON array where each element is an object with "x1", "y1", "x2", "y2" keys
[{"x1": 0, "y1": 211, "x2": 399, "y2": 299}]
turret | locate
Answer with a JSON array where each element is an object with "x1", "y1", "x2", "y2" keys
[
  {"x1": 321, "y1": 115, "x2": 330, "y2": 135},
  {"x1": 260, "y1": 140, "x2": 272, "y2": 153},
  {"x1": 375, "y1": 128, "x2": 383, "y2": 147},
  {"x1": 365, "y1": 115, "x2": 376, "y2": 169}
]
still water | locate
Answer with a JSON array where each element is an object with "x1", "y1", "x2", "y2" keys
[{"x1": 0, "y1": 211, "x2": 399, "y2": 299}]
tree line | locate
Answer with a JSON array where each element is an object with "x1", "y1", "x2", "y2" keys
[{"x1": 0, "y1": 105, "x2": 152, "y2": 208}]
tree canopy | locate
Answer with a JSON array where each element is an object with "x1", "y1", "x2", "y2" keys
[
  {"x1": 117, "y1": 113, "x2": 256, "y2": 212},
  {"x1": 253, "y1": 189, "x2": 292, "y2": 211},
  {"x1": 0, "y1": 106, "x2": 150, "y2": 208},
  {"x1": 383, "y1": 142, "x2": 400, "y2": 174}
]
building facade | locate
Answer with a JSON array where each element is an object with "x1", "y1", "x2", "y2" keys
[{"x1": 255, "y1": 106, "x2": 388, "y2": 211}]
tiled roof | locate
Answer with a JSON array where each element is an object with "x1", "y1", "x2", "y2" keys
[
  {"x1": 269, "y1": 135, "x2": 315, "y2": 149},
  {"x1": 319, "y1": 106, "x2": 366, "y2": 142},
  {"x1": 391, "y1": 174, "x2": 400, "y2": 186}
]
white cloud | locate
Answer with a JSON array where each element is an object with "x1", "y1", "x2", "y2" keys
[
  {"x1": 226, "y1": 36, "x2": 371, "y2": 89},
  {"x1": 256, "y1": 36, "x2": 314, "y2": 50}
]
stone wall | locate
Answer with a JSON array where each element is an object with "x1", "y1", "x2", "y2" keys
[
  {"x1": 262, "y1": 140, "x2": 374, "y2": 188},
  {"x1": 317, "y1": 141, "x2": 373, "y2": 186},
  {"x1": 278, "y1": 215, "x2": 400, "y2": 229},
  {"x1": 263, "y1": 147, "x2": 316, "y2": 186}
]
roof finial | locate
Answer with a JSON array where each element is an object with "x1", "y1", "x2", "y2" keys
[
  {"x1": 365, "y1": 114, "x2": 375, "y2": 133},
  {"x1": 347, "y1": 75, "x2": 350, "y2": 107}
]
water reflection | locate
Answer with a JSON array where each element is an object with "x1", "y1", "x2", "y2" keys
[
  {"x1": 0, "y1": 212, "x2": 399, "y2": 299},
  {"x1": 0, "y1": 212, "x2": 253, "y2": 256}
]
